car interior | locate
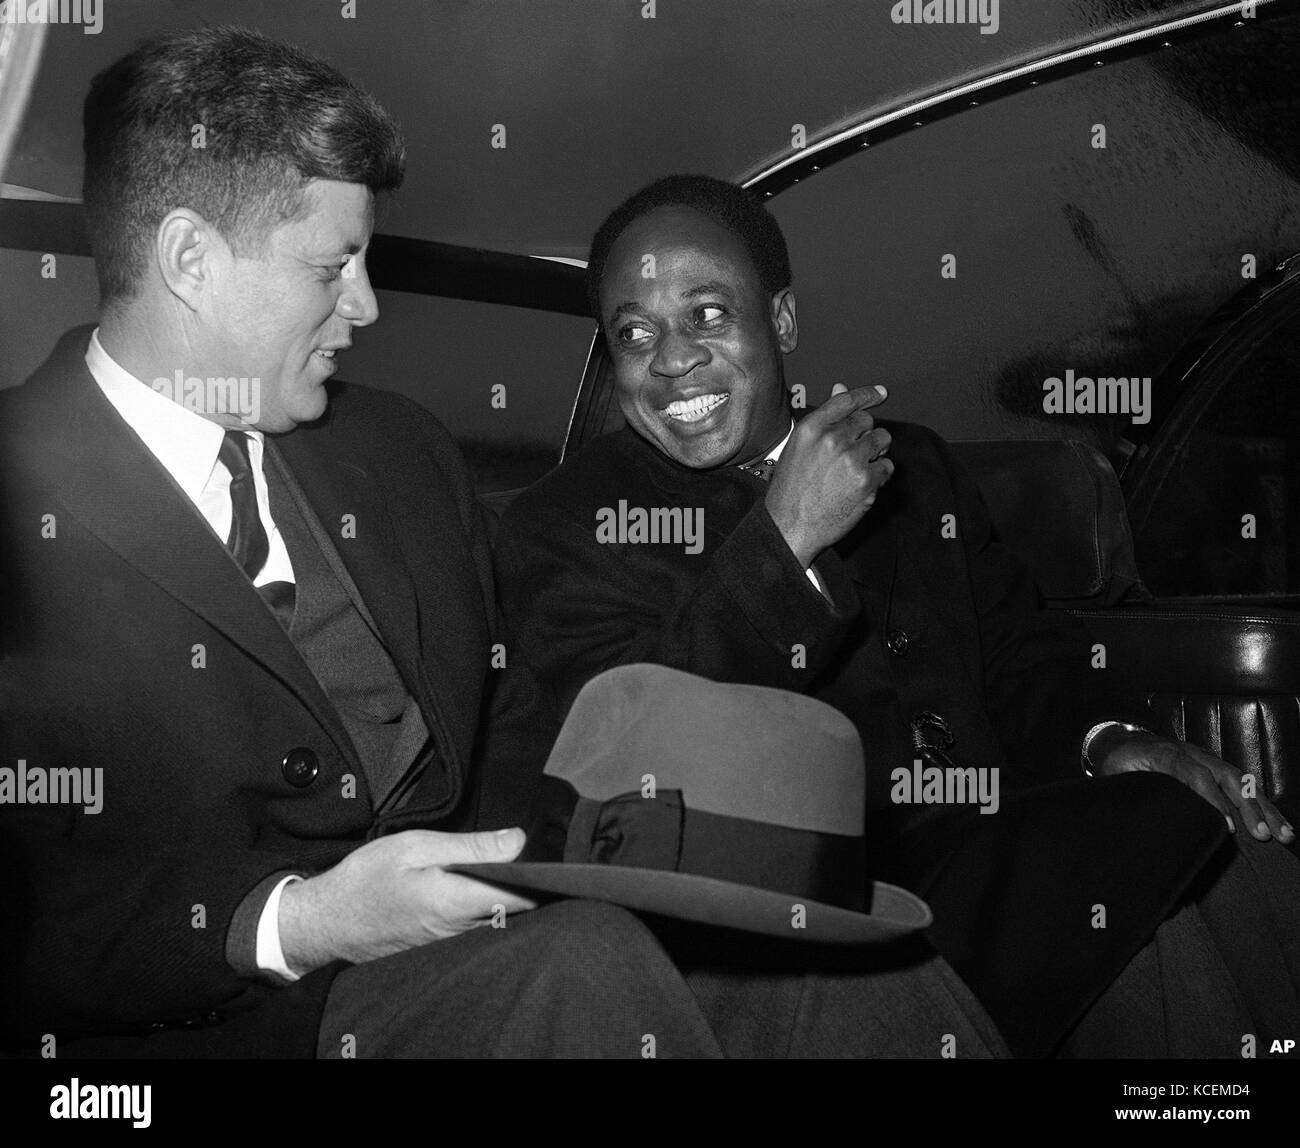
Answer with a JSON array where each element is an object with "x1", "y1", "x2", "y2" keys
[
  {"x1": 2, "y1": 0, "x2": 1298, "y2": 972},
  {"x1": 4, "y1": 1, "x2": 1298, "y2": 830}
]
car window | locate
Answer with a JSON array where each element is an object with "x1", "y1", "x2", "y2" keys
[
  {"x1": 565, "y1": 10, "x2": 1300, "y2": 466},
  {"x1": 762, "y1": 14, "x2": 1300, "y2": 457},
  {"x1": 342, "y1": 289, "x2": 592, "y2": 493},
  {"x1": 1133, "y1": 299, "x2": 1300, "y2": 599}
]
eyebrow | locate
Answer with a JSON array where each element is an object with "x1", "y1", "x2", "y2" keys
[
  {"x1": 609, "y1": 281, "x2": 736, "y2": 318},
  {"x1": 681, "y1": 281, "x2": 735, "y2": 301},
  {"x1": 308, "y1": 242, "x2": 366, "y2": 261}
]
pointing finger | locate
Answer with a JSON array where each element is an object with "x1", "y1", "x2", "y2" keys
[
  {"x1": 819, "y1": 383, "x2": 887, "y2": 422},
  {"x1": 852, "y1": 384, "x2": 887, "y2": 406}
]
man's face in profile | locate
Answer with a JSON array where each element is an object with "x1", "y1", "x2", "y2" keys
[
  {"x1": 203, "y1": 179, "x2": 379, "y2": 433},
  {"x1": 600, "y1": 206, "x2": 795, "y2": 469}
]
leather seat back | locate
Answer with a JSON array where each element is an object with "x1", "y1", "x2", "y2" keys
[
  {"x1": 1069, "y1": 607, "x2": 1300, "y2": 822},
  {"x1": 949, "y1": 439, "x2": 1145, "y2": 607},
  {"x1": 946, "y1": 440, "x2": 1298, "y2": 816}
]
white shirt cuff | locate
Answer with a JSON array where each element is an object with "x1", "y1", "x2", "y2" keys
[{"x1": 256, "y1": 874, "x2": 304, "y2": 982}]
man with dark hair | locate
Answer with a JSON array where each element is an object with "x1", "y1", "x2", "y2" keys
[
  {"x1": 0, "y1": 28, "x2": 739, "y2": 1059},
  {"x1": 496, "y1": 173, "x2": 1300, "y2": 1057},
  {"x1": 81, "y1": 27, "x2": 407, "y2": 305},
  {"x1": 585, "y1": 173, "x2": 793, "y2": 320}
]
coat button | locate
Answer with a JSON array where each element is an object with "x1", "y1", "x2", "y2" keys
[
  {"x1": 281, "y1": 748, "x2": 320, "y2": 788},
  {"x1": 886, "y1": 628, "x2": 910, "y2": 655}
]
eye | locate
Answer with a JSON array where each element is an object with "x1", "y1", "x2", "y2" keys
[
  {"x1": 322, "y1": 256, "x2": 355, "y2": 282},
  {"x1": 695, "y1": 304, "x2": 726, "y2": 326},
  {"x1": 617, "y1": 323, "x2": 654, "y2": 344}
]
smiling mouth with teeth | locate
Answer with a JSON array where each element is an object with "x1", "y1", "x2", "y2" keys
[{"x1": 663, "y1": 393, "x2": 729, "y2": 423}]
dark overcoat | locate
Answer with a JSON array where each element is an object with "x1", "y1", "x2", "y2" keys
[{"x1": 495, "y1": 423, "x2": 1228, "y2": 1056}]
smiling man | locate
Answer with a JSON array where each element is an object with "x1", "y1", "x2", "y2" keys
[
  {"x1": 496, "y1": 174, "x2": 1300, "y2": 1057},
  {"x1": 0, "y1": 29, "x2": 733, "y2": 1059},
  {"x1": 153, "y1": 174, "x2": 374, "y2": 432},
  {"x1": 604, "y1": 206, "x2": 799, "y2": 469}
]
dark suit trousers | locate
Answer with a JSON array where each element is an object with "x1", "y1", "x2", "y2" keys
[
  {"x1": 1061, "y1": 831, "x2": 1300, "y2": 1058},
  {"x1": 315, "y1": 897, "x2": 1012, "y2": 1059},
  {"x1": 316, "y1": 899, "x2": 723, "y2": 1058},
  {"x1": 680, "y1": 934, "x2": 1010, "y2": 1058}
]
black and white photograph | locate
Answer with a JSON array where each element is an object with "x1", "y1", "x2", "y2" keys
[{"x1": 1, "y1": 0, "x2": 1297, "y2": 1127}]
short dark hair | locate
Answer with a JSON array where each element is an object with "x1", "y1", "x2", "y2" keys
[
  {"x1": 83, "y1": 25, "x2": 406, "y2": 302},
  {"x1": 586, "y1": 174, "x2": 792, "y2": 326}
]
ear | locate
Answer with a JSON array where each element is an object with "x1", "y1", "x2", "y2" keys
[
  {"x1": 155, "y1": 209, "x2": 222, "y2": 312},
  {"x1": 770, "y1": 286, "x2": 798, "y2": 353}
]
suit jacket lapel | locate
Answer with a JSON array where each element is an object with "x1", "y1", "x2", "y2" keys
[
  {"x1": 629, "y1": 428, "x2": 767, "y2": 540},
  {"x1": 270, "y1": 428, "x2": 453, "y2": 811},
  {"x1": 841, "y1": 483, "x2": 901, "y2": 625},
  {"x1": 21, "y1": 349, "x2": 361, "y2": 768},
  {"x1": 272, "y1": 421, "x2": 428, "y2": 706}
]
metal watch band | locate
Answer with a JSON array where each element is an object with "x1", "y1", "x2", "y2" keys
[{"x1": 1081, "y1": 720, "x2": 1148, "y2": 778}]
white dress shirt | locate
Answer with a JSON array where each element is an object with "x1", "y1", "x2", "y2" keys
[
  {"x1": 743, "y1": 421, "x2": 826, "y2": 595},
  {"x1": 84, "y1": 330, "x2": 295, "y2": 587},
  {"x1": 84, "y1": 329, "x2": 301, "y2": 980}
]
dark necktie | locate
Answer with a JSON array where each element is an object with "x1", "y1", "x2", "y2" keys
[
  {"x1": 736, "y1": 457, "x2": 776, "y2": 482},
  {"x1": 218, "y1": 430, "x2": 296, "y2": 629}
]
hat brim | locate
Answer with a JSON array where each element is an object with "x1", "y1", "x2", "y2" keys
[{"x1": 448, "y1": 862, "x2": 931, "y2": 944}]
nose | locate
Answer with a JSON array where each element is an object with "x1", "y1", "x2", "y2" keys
[
  {"x1": 650, "y1": 328, "x2": 710, "y2": 378},
  {"x1": 337, "y1": 261, "x2": 379, "y2": 327}
]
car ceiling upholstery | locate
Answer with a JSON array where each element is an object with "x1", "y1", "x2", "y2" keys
[{"x1": 7, "y1": 0, "x2": 1230, "y2": 257}]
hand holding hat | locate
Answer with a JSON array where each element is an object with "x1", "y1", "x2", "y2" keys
[{"x1": 452, "y1": 663, "x2": 930, "y2": 943}]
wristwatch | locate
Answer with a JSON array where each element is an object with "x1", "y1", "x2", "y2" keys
[{"x1": 1081, "y1": 720, "x2": 1149, "y2": 778}]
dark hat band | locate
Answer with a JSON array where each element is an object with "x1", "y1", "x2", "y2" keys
[{"x1": 522, "y1": 776, "x2": 867, "y2": 912}]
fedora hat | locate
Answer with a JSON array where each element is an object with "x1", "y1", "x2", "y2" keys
[{"x1": 451, "y1": 664, "x2": 931, "y2": 943}]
